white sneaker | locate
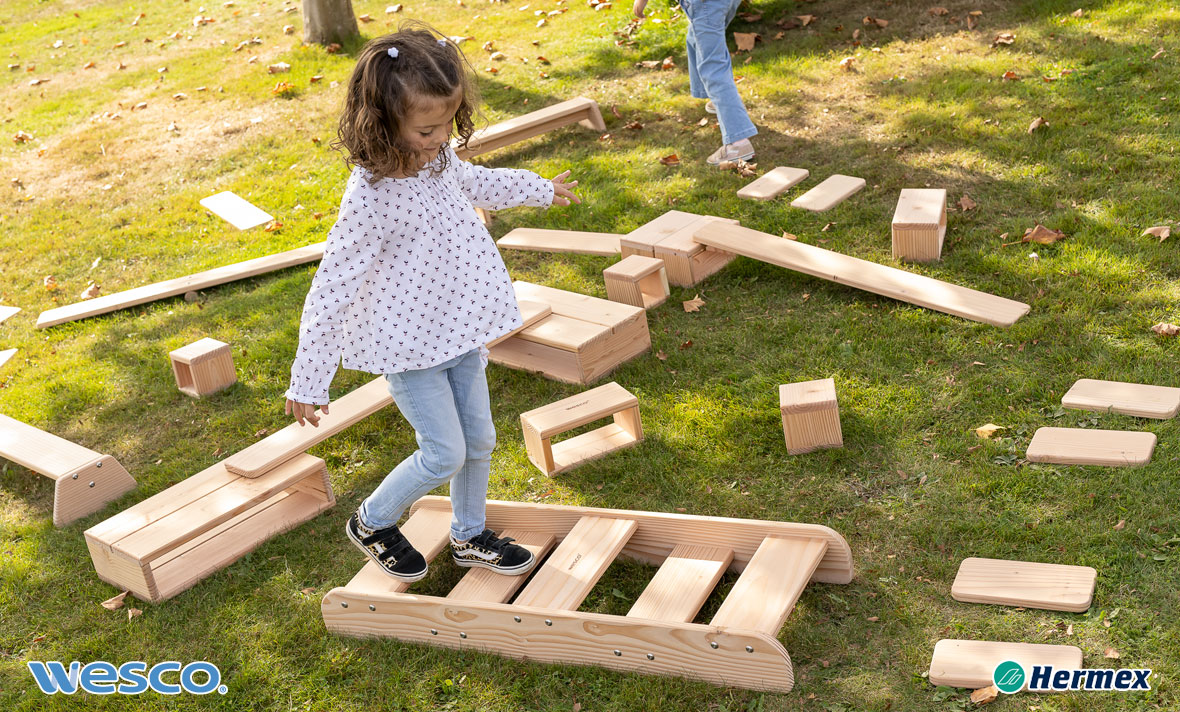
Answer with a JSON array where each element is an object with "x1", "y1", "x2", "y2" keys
[
  {"x1": 705, "y1": 99, "x2": 717, "y2": 114},
  {"x1": 706, "y1": 138, "x2": 755, "y2": 166}
]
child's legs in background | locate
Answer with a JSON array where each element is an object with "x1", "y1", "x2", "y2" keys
[
  {"x1": 358, "y1": 349, "x2": 495, "y2": 541},
  {"x1": 681, "y1": 0, "x2": 757, "y2": 145}
]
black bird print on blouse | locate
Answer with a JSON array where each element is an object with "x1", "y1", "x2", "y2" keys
[{"x1": 285, "y1": 146, "x2": 555, "y2": 405}]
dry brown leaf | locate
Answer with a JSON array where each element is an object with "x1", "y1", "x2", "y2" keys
[
  {"x1": 1028, "y1": 116, "x2": 1048, "y2": 133},
  {"x1": 79, "y1": 282, "x2": 101, "y2": 300},
  {"x1": 13, "y1": 130, "x2": 34, "y2": 143},
  {"x1": 1002, "y1": 70, "x2": 1020, "y2": 80},
  {"x1": 970, "y1": 685, "x2": 999, "y2": 705},
  {"x1": 839, "y1": 56, "x2": 856, "y2": 72},
  {"x1": 623, "y1": 120, "x2": 643, "y2": 130},
  {"x1": 1142, "y1": 225, "x2": 1170, "y2": 242},
  {"x1": 683, "y1": 294, "x2": 705, "y2": 312},
  {"x1": 698, "y1": 117, "x2": 709, "y2": 126},
  {"x1": 1151, "y1": 48, "x2": 1165, "y2": 60},
  {"x1": 866, "y1": 616, "x2": 879, "y2": 622},
  {"x1": 101, "y1": 591, "x2": 129, "y2": 610},
  {"x1": 490, "y1": 51, "x2": 506, "y2": 60},
  {"x1": 679, "y1": 339, "x2": 693, "y2": 350},
  {"x1": 1071, "y1": 8, "x2": 1085, "y2": 17},
  {"x1": 992, "y1": 32, "x2": 1016, "y2": 46},
  {"x1": 718, "y1": 159, "x2": 757, "y2": 177},
  {"x1": 1023, "y1": 224, "x2": 1065, "y2": 245},
  {"x1": 127, "y1": 607, "x2": 143, "y2": 620},
  {"x1": 655, "y1": 349, "x2": 668, "y2": 361},
  {"x1": 659, "y1": 153, "x2": 680, "y2": 166},
  {"x1": 975, "y1": 423, "x2": 1005, "y2": 439},
  {"x1": 863, "y1": 16, "x2": 888, "y2": 28},
  {"x1": 733, "y1": 32, "x2": 759, "y2": 52},
  {"x1": 967, "y1": 12, "x2": 981, "y2": 30},
  {"x1": 1150, "y1": 322, "x2": 1179, "y2": 336},
  {"x1": 959, "y1": 194, "x2": 977, "y2": 211},
  {"x1": 387, "y1": 4, "x2": 403, "y2": 12},
  {"x1": 300, "y1": 586, "x2": 316, "y2": 594},
  {"x1": 738, "y1": 12, "x2": 762, "y2": 22},
  {"x1": 1104, "y1": 647, "x2": 1120, "y2": 659},
  {"x1": 929, "y1": 7, "x2": 949, "y2": 16},
  {"x1": 264, "y1": 220, "x2": 283, "y2": 232},
  {"x1": 43, "y1": 275, "x2": 58, "y2": 291},
  {"x1": 797, "y1": 14, "x2": 816, "y2": 26},
  {"x1": 776, "y1": 17, "x2": 800, "y2": 30},
  {"x1": 660, "y1": 56, "x2": 675, "y2": 70},
  {"x1": 782, "y1": 232, "x2": 798, "y2": 240},
  {"x1": 1114, "y1": 519, "x2": 1127, "y2": 530},
  {"x1": 774, "y1": 31, "x2": 785, "y2": 40}
]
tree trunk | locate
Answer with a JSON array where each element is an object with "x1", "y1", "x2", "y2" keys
[{"x1": 302, "y1": 0, "x2": 359, "y2": 47}]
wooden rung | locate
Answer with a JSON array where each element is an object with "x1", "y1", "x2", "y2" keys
[
  {"x1": 497, "y1": 228, "x2": 622, "y2": 257},
  {"x1": 790, "y1": 174, "x2": 866, "y2": 212},
  {"x1": 1025, "y1": 427, "x2": 1156, "y2": 467},
  {"x1": 1062, "y1": 378, "x2": 1180, "y2": 419},
  {"x1": 693, "y1": 222, "x2": 1030, "y2": 327},
  {"x1": 627, "y1": 544, "x2": 733, "y2": 622},
  {"x1": 929, "y1": 640, "x2": 1083, "y2": 689},
  {"x1": 223, "y1": 377, "x2": 393, "y2": 478},
  {"x1": 447, "y1": 530, "x2": 557, "y2": 603},
  {"x1": 710, "y1": 536, "x2": 827, "y2": 635},
  {"x1": 951, "y1": 557, "x2": 1097, "y2": 612},
  {"x1": 454, "y1": 97, "x2": 605, "y2": 159},
  {"x1": 514, "y1": 516, "x2": 638, "y2": 610},
  {"x1": 199, "y1": 190, "x2": 273, "y2": 230},
  {"x1": 486, "y1": 300, "x2": 552, "y2": 348},
  {"x1": 344, "y1": 506, "x2": 455, "y2": 595},
  {"x1": 737, "y1": 166, "x2": 810, "y2": 201}
]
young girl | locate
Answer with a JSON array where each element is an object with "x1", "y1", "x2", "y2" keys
[{"x1": 284, "y1": 27, "x2": 580, "y2": 582}]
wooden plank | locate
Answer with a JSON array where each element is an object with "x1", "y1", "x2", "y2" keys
[
  {"x1": 0, "y1": 349, "x2": 15, "y2": 370},
  {"x1": 627, "y1": 544, "x2": 733, "y2": 622},
  {"x1": 1062, "y1": 378, "x2": 1180, "y2": 419},
  {"x1": 497, "y1": 228, "x2": 622, "y2": 257},
  {"x1": 411, "y1": 496, "x2": 855, "y2": 585},
  {"x1": 37, "y1": 242, "x2": 326, "y2": 329},
  {"x1": 447, "y1": 530, "x2": 556, "y2": 603},
  {"x1": 344, "y1": 506, "x2": 455, "y2": 596},
  {"x1": 517, "y1": 313, "x2": 606, "y2": 352},
  {"x1": 549, "y1": 423, "x2": 641, "y2": 474},
  {"x1": 1025, "y1": 427, "x2": 1156, "y2": 467},
  {"x1": 223, "y1": 377, "x2": 392, "y2": 478},
  {"x1": 928, "y1": 640, "x2": 1083, "y2": 689},
  {"x1": 199, "y1": 191, "x2": 273, "y2": 230},
  {"x1": 0, "y1": 413, "x2": 105, "y2": 479},
  {"x1": 0, "y1": 305, "x2": 19, "y2": 325},
  {"x1": 514, "y1": 516, "x2": 638, "y2": 610},
  {"x1": 951, "y1": 557, "x2": 1096, "y2": 612},
  {"x1": 737, "y1": 167, "x2": 810, "y2": 201},
  {"x1": 454, "y1": 97, "x2": 605, "y2": 159},
  {"x1": 521, "y1": 382, "x2": 639, "y2": 438},
  {"x1": 790, "y1": 174, "x2": 865, "y2": 212},
  {"x1": 693, "y1": 222, "x2": 1030, "y2": 327},
  {"x1": 513, "y1": 281, "x2": 643, "y2": 329},
  {"x1": 486, "y1": 300, "x2": 551, "y2": 348},
  {"x1": 710, "y1": 536, "x2": 827, "y2": 635},
  {"x1": 621, "y1": 210, "x2": 705, "y2": 255}
]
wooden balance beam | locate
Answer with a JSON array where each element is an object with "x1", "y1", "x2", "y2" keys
[
  {"x1": 454, "y1": 97, "x2": 606, "y2": 160},
  {"x1": 322, "y1": 496, "x2": 853, "y2": 693},
  {"x1": 0, "y1": 413, "x2": 136, "y2": 526},
  {"x1": 692, "y1": 223, "x2": 1030, "y2": 327},
  {"x1": 496, "y1": 228, "x2": 622, "y2": 257}
]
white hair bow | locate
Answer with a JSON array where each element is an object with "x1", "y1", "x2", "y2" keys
[{"x1": 387, "y1": 47, "x2": 399, "y2": 59}]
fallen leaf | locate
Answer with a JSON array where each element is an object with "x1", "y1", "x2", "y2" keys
[
  {"x1": 264, "y1": 220, "x2": 283, "y2": 232},
  {"x1": 1151, "y1": 48, "x2": 1165, "y2": 60},
  {"x1": 1028, "y1": 116, "x2": 1048, "y2": 133},
  {"x1": 660, "y1": 56, "x2": 675, "y2": 70},
  {"x1": 838, "y1": 56, "x2": 856, "y2": 72},
  {"x1": 101, "y1": 591, "x2": 129, "y2": 610},
  {"x1": 679, "y1": 340, "x2": 693, "y2": 350},
  {"x1": 655, "y1": 349, "x2": 668, "y2": 361},
  {"x1": 975, "y1": 423, "x2": 1005, "y2": 439},
  {"x1": 928, "y1": 7, "x2": 949, "y2": 16},
  {"x1": 992, "y1": 32, "x2": 1016, "y2": 46},
  {"x1": 1114, "y1": 519, "x2": 1126, "y2": 530},
  {"x1": 358, "y1": 13, "x2": 372, "y2": 22},
  {"x1": 386, "y1": 3, "x2": 403, "y2": 12},
  {"x1": 698, "y1": 117, "x2": 709, "y2": 126},
  {"x1": 967, "y1": 10, "x2": 982, "y2": 30},
  {"x1": 1022, "y1": 224, "x2": 1066, "y2": 245},
  {"x1": 623, "y1": 120, "x2": 643, "y2": 130},
  {"x1": 254, "y1": 428, "x2": 269, "y2": 438},
  {"x1": 283, "y1": 24, "x2": 295, "y2": 34},
  {"x1": 796, "y1": 14, "x2": 816, "y2": 26},
  {"x1": 863, "y1": 16, "x2": 888, "y2": 28},
  {"x1": 782, "y1": 232, "x2": 798, "y2": 240},
  {"x1": 128, "y1": 608, "x2": 143, "y2": 620},
  {"x1": 683, "y1": 294, "x2": 705, "y2": 312},
  {"x1": 821, "y1": 222, "x2": 834, "y2": 232},
  {"x1": 1151, "y1": 322, "x2": 1179, "y2": 336},
  {"x1": 659, "y1": 153, "x2": 680, "y2": 166},
  {"x1": 14, "y1": 130, "x2": 34, "y2": 143},
  {"x1": 970, "y1": 685, "x2": 999, "y2": 705},
  {"x1": 1002, "y1": 70, "x2": 1020, "y2": 80},
  {"x1": 733, "y1": 33, "x2": 759, "y2": 52},
  {"x1": 776, "y1": 17, "x2": 801, "y2": 30},
  {"x1": 1104, "y1": 647, "x2": 1120, "y2": 659},
  {"x1": 738, "y1": 12, "x2": 762, "y2": 22},
  {"x1": 866, "y1": 616, "x2": 879, "y2": 622},
  {"x1": 1071, "y1": 8, "x2": 1085, "y2": 17},
  {"x1": 718, "y1": 158, "x2": 757, "y2": 177},
  {"x1": 482, "y1": 40, "x2": 496, "y2": 52},
  {"x1": 1142, "y1": 225, "x2": 1170, "y2": 242},
  {"x1": 959, "y1": 194, "x2": 977, "y2": 211},
  {"x1": 1066, "y1": 623, "x2": 1073, "y2": 636},
  {"x1": 79, "y1": 282, "x2": 101, "y2": 300},
  {"x1": 43, "y1": 275, "x2": 58, "y2": 291}
]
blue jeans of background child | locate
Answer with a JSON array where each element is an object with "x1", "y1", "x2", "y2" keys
[
  {"x1": 681, "y1": 0, "x2": 758, "y2": 146},
  {"x1": 358, "y1": 348, "x2": 494, "y2": 542}
]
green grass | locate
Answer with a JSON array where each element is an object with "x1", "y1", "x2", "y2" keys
[{"x1": 2, "y1": 0, "x2": 1180, "y2": 709}]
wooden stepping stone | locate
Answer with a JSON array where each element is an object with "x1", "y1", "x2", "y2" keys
[
  {"x1": 891, "y1": 188, "x2": 947, "y2": 262},
  {"x1": 1026, "y1": 427, "x2": 1156, "y2": 467},
  {"x1": 1062, "y1": 378, "x2": 1180, "y2": 419},
  {"x1": 951, "y1": 557, "x2": 1097, "y2": 612},
  {"x1": 199, "y1": 191, "x2": 273, "y2": 230},
  {"x1": 0, "y1": 348, "x2": 15, "y2": 370},
  {"x1": 790, "y1": 174, "x2": 866, "y2": 212},
  {"x1": 520, "y1": 381, "x2": 642, "y2": 476},
  {"x1": 170, "y1": 337, "x2": 237, "y2": 397},
  {"x1": 0, "y1": 305, "x2": 19, "y2": 325},
  {"x1": 928, "y1": 640, "x2": 1083, "y2": 689},
  {"x1": 737, "y1": 167, "x2": 809, "y2": 201},
  {"x1": 497, "y1": 228, "x2": 622, "y2": 257},
  {"x1": 779, "y1": 378, "x2": 843, "y2": 455}
]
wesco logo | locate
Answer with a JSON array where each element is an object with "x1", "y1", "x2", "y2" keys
[{"x1": 27, "y1": 661, "x2": 227, "y2": 695}]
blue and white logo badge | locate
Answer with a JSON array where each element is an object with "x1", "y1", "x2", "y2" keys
[
  {"x1": 992, "y1": 660, "x2": 1152, "y2": 693},
  {"x1": 27, "y1": 661, "x2": 227, "y2": 695}
]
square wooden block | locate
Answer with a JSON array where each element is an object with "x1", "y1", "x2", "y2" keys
[
  {"x1": 604, "y1": 256, "x2": 669, "y2": 309},
  {"x1": 779, "y1": 379, "x2": 843, "y2": 455},
  {"x1": 170, "y1": 337, "x2": 237, "y2": 397},
  {"x1": 892, "y1": 188, "x2": 947, "y2": 262}
]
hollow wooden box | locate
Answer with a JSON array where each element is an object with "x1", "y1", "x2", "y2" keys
[{"x1": 170, "y1": 337, "x2": 237, "y2": 397}]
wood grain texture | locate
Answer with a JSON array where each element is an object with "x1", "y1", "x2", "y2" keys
[
  {"x1": 951, "y1": 557, "x2": 1096, "y2": 612},
  {"x1": 693, "y1": 222, "x2": 1030, "y2": 327},
  {"x1": 454, "y1": 97, "x2": 604, "y2": 159},
  {"x1": 521, "y1": 382, "x2": 639, "y2": 438},
  {"x1": 627, "y1": 544, "x2": 733, "y2": 623},
  {"x1": 790, "y1": 174, "x2": 865, "y2": 211},
  {"x1": 1062, "y1": 378, "x2": 1180, "y2": 419},
  {"x1": 737, "y1": 166, "x2": 810, "y2": 201},
  {"x1": 710, "y1": 537, "x2": 828, "y2": 635},
  {"x1": 485, "y1": 300, "x2": 551, "y2": 348},
  {"x1": 514, "y1": 516, "x2": 638, "y2": 610},
  {"x1": 891, "y1": 188, "x2": 947, "y2": 262},
  {"x1": 1025, "y1": 427, "x2": 1157, "y2": 466},
  {"x1": 928, "y1": 639, "x2": 1083, "y2": 689},
  {"x1": 497, "y1": 228, "x2": 622, "y2": 256}
]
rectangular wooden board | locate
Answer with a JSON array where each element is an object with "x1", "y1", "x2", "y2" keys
[
  {"x1": 737, "y1": 167, "x2": 810, "y2": 201},
  {"x1": 626, "y1": 544, "x2": 733, "y2": 623},
  {"x1": 1025, "y1": 427, "x2": 1156, "y2": 467},
  {"x1": 497, "y1": 228, "x2": 622, "y2": 257},
  {"x1": 790, "y1": 175, "x2": 865, "y2": 212},
  {"x1": 951, "y1": 557, "x2": 1096, "y2": 612},
  {"x1": 929, "y1": 639, "x2": 1083, "y2": 689},
  {"x1": 199, "y1": 191, "x2": 274, "y2": 230},
  {"x1": 1062, "y1": 378, "x2": 1180, "y2": 419},
  {"x1": 0, "y1": 305, "x2": 19, "y2": 325},
  {"x1": 455, "y1": 97, "x2": 604, "y2": 159},
  {"x1": 0, "y1": 349, "x2": 14, "y2": 370},
  {"x1": 710, "y1": 536, "x2": 828, "y2": 635},
  {"x1": 693, "y1": 222, "x2": 1030, "y2": 327},
  {"x1": 514, "y1": 516, "x2": 638, "y2": 610},
  {"x1": 0, "y1": 412, "x2": 104, "y2": 478},
  {"x1": 522, "y1": 382, "x2": 638, "y2": 438}
]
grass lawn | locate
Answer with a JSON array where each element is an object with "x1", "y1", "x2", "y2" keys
[{"x1": 2, "y1": 0, "x2": 1179, "y2": 709}]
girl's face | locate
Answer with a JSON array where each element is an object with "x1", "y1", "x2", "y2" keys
[{"x1": 401, "y1": 92, "x2": 461, "y2": 170}]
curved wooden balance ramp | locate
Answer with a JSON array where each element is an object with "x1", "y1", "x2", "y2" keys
[{"x1": 322, "y1": 497, "x2": 853, "y2": 693}]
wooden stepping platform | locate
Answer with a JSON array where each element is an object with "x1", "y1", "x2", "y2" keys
[
  {"x1": 1062, "y1": 378, "x2": 1180, "y2": 419},
  {"x1": 790, "y1": 174, "x2": 865, "y2": 212},
  {"x1": 929, "y1": 639, "x2": 1083, "y2": 689},
  {"x1": 199, "y1": 191, "x2": 274, "y2": 230},
  {"x1": 0, "y1": 305, "x2": 19, "y2": 325},
  {"x1": 487, "y1": 281, "x2": 650, "y2": 385},
  {"x1": 1025, "y1": 427, "x2": 1156, "y2": 467},
  {"x1": 520, "y1": 381, "x2": 643, "y2": 476},
  {"x1": 951, "y1": 557, "x2": 1097, "y2": 612},
  {"x1": 85, "y1": 453, "x2": 333, "y2": 602},
  {"x1": 891, "y1": 188, "x2": 947, "y2": 262},
  {"x1": 603, "y1": 255, "x2": 669, "y2": 309},
  {"x1": 37, "y1": 242, "x2": 326, "y2": 329},
  {"x1": 622, "y1": 211, "x2": 738, "y2": 287},
  {"x1": 321, "y1": 496, "x2": 853, "y2": 693},
  {"x1": 0, "y1": 413, "x2": 136, "y2": 527},
  {"x1": 737, "y1": 167, "x2": 810, "y2": 201},
  {"x1": 0, "y1": 348, "x2": 14, "y2": 370},
  {"x1": 487, "y1": 299, "x2": 552, "y2": 348},
  {"x1": 693, "y1": 222, "x2": 1030, "y2": 327},
  {"x1": 497, "y1": 228, "x2": 622, "y2": 257},
  {"x1": 454, "y1": 97, "x2": 606, "y2": 160}
]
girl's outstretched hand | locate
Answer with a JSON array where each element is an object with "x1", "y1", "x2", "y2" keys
[
  {"x1": 550, "y1": 170, "x2": 582, "y2": 207},
  {"x1": 286, "y1": 398, "x2": 329, "y2": 427},
  {"x1": 633, "y1": 0, "x2": 648, "y2": 19}
]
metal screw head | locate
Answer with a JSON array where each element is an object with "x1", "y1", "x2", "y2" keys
[
  {"x1": 613, "y1": 650, "x2": 622, "y2": 657},
  {"x1": 71, "y1": 473, "x2": 78, "y2": 480},
  {"x1": 646, "y1": 653, "x2": 655, "y2": 661},
  {"x1": 513, "y1": 616, "x2": 521, "y2": 623},
  {"x1": 745, "y1": 645, "x2": 754, "y2": 653},
  {"x1": 544, "y1": 619, "x2": 552, "y2": 626},
  {"x1": 340, "y1": 602, "x2": 348, "y2": 608},
  {"x1": 88, "y1": 481, "x2": 95, "y2": 488},
  {"x1": 459, "y1": 632, "x2": 467, "y2": 639},
  {"x1": 430, "y1": 629, "x2": 438, "y2": 635},
  {"x1": 368, "y1": 604, "x2": 375, "y2": 611},
  {"x1": 710, "y1": 641, "x2": 719, "y2": 649},
  {"x1": 95, "y1": 461, "x2": 102, "y2": 468}
]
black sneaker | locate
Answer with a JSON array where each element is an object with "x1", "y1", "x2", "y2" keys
[
  {"x1": 345, "y1": 512, "x2": 428, "y2": 582},
  {"x1": 451, "y1": 529, "x2": 536, "y2": 575}
]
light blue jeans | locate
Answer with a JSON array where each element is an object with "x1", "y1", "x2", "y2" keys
[
  {"x1": 358, "y1": 348, "x2": 494, "y2": 541},
  {"x1": 681, "y1": 0, "x2": 758, "y2": 146}
]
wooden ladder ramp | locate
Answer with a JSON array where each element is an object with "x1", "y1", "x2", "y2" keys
[
  {"x1": 0, "y1": 413, "x2": 136, "y2": 527},
  {"x1": 322, "y1": 497, "x2": 853, "y2": 693}
]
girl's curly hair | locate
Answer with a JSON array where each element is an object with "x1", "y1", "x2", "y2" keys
[{"x1": 332, "y1": 24, "x2": 480, "y2": 182}]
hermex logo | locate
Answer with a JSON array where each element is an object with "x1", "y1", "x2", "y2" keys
[
  {"x1": 27, "y1": 661, "x2": 227, "y2": 695},
  {"x1": 993, "y1": 659, "x2": 1152, "y2": 693},
  {"x1": 992, "y1": 660, "x2": 1027, "y2": 694}
]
